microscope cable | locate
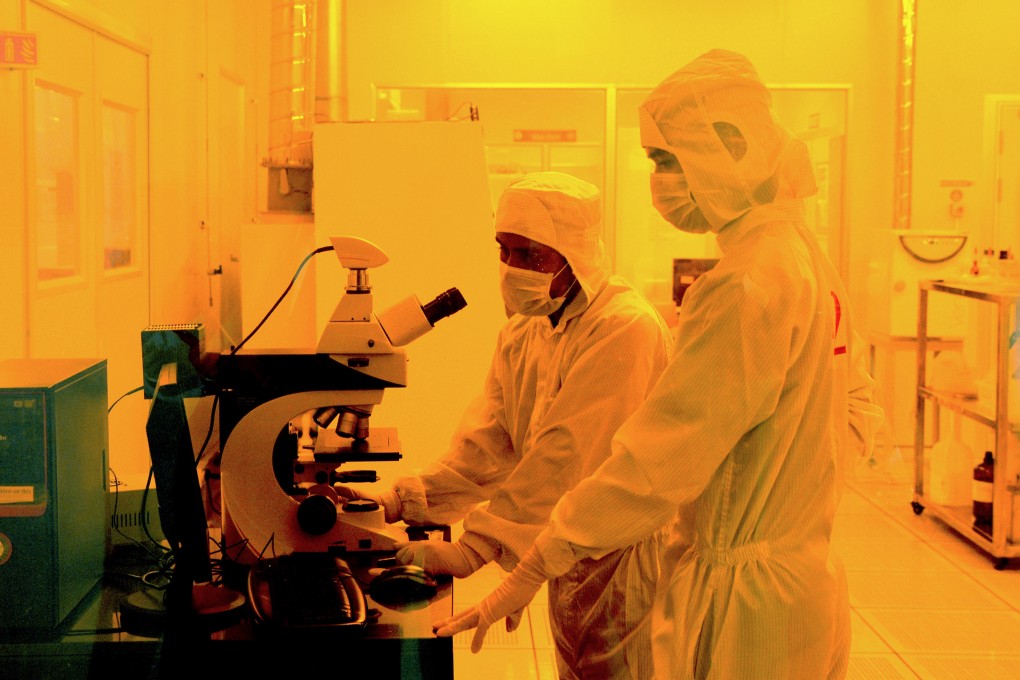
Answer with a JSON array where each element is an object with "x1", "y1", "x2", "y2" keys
[{"x1": 230, "y1": 245, "x2": 334, "y2": 355}]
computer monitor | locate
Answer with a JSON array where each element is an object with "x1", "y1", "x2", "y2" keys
[
  {"x1": 145, "y1": 363, "x2": 211, "y2": 586},
  {"x1": 119, "y1": 362, "x2": 244, "y2": 643}
]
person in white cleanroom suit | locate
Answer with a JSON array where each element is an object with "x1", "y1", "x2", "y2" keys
[
  {"x1": 339, "y1": 171, "x2": 673, "y2": 678},
  {"x1": 434, "y1": 49, "x2": 884, "y2": 680}
]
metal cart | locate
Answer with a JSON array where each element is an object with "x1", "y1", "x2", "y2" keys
[{"x1": 912, "y1": 278, "x2": 1020, "y2": 569}]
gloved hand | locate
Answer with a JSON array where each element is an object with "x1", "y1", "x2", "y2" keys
[
  {"x1": 393, "y1": 540, "x2": 486, "y2": 578},
  {"x1": 334, "y1": 483, "x2": 402, "y2": 523},
  {"x1": 433, "y1": 553, "x2": 546, "y2": 653}
]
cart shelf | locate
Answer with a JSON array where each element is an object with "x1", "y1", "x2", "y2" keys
[{"x1": 914, "y1": 279, "x2": 1020, "y2": 569}]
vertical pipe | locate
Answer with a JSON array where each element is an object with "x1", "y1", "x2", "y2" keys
[
  {"x1": 315, "y1": 0, "x2": 347, "y2": 123},
  {"x1": 267, "y1": 0, "x2": 294, "y2": 157},
  {"x1": 894, "y1": 0, "x2": 917, "y2": 230},
  {"x1": 268, "y1": 0, "x2": 314, "y2": 163},
  {"x1": 914, "y1": 285, "x2": 927, "y2": 496}
]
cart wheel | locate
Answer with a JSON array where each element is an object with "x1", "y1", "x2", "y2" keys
[
  {"x1": 994, "y1": 558, "x2": 1009, "y2": 571},
  {"x1": 911, "y1": 501, "x2": 925, "y2": 515}
]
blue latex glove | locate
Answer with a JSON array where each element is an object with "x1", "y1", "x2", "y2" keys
[
  {"x1": 433, "y1": 552, "x2": 546, "y2": 653},
  {"x1": 394, "y1": 540, "x2": 486, "y2": 578}
]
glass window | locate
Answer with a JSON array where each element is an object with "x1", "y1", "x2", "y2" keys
[
  {"x1": 34, "y1": 84, "x2": 79, "y2": 281},
  {"x1": 548, "y1": 144, "x2": 603, "y2": 193},
  {"x1": 374, "y1": 85, "x2": 607, "y2": 216},
  {"x1": 102, "y1": 103, "x2": 136, "y2": 270}
]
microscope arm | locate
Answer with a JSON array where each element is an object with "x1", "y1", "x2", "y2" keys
[{"x1": 220, "y1": 389, "x2": 409, "y2": 563}]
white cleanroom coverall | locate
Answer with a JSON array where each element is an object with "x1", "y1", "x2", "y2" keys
[
  {"x1": 437, "y1": 50, "x2": 883, "y2": 680},
  {"x1": 393, "y1": 172, "x2": 673, "y2": 678}
]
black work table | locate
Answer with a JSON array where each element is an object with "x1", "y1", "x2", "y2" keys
[{"x1": 0, "y1": 546, "x2": 454, "y2": 679}]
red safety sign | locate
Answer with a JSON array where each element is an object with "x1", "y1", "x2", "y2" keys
[
  {"x1": 514, "y1": 129, "x2": 577, "y2": 143},
  {"x1": 1, "y1": 32, "x2": 38, "y2": 68}
]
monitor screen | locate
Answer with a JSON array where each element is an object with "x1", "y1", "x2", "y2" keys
[{"x1": 145, "y1": 363, "x2": 212, "y2": 585}]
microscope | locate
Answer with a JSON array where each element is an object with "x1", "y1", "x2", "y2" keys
[{"x1": 216, "y1": 236, "x2": 466, "y2": 565}]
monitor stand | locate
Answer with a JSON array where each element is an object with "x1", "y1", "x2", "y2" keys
[{"x1": 120, "y1": 580, "x2": 246, "y2": 638}]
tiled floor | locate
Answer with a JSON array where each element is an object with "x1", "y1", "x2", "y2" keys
[{"x1": 447, "y1": 454, "x2": 1020, "y2": 679}]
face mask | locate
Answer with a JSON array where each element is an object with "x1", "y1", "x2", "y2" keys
[
  {"x1": 649, "y1": 172, "x2": 712, "y2": 233},
  {"x1": 499, "y1": 261, "x2": 570, "y2": 317}
]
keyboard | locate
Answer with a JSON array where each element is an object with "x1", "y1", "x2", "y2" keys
[{"x1": 247, "y1": 552, "x2": 367, "y2": 630}]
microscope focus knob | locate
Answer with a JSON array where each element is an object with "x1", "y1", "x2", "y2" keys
[
  {"x1": 343, "y1": 498, "x2": 379, "y2": 512},
  {"x1": 297, "y1": 494, "x2": 338, "y2": 535}
]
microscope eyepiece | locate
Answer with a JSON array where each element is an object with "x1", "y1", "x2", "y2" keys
[
  {"x1": 375, "y1": 288, "x2": 467, "y2": 347},
  {"x1": 422, "y1": 288, "x2": 467, "y2": 326}
]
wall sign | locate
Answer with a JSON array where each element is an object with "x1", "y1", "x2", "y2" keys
[
  {"x1": 513, "y1": 129, "x2": 577, "y2": 143},
  {"x1": 1, "y1": 31, "x2": 38, "y2": 68}
]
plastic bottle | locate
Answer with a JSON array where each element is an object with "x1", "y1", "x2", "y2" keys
[
  {"x1": 972, "y1": 451, "x2": 995, "y2": 536},
  {"x1": 968, "y1": 247, "x2": 980, "y2": 276},
  {"x1": 929, "y1": 413, "x2": 973, "y2": 505}
]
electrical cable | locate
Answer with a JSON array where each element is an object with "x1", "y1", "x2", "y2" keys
[
  {"x1": 107, "y1": 467, "x2": 166, "y2": 563},
  {"x1": 108, "y1": 385, "x2": 143, "y2": 413},
  {"x1": 220, "y1": 535, "x2": 252, "y2": 565},
  {"x1": 107, "y1": 468, "x2": 131, "y2": 544},
  {"x1": 255, "y1": 534, "x2": 278, "y2": 561},
  {"x1": 141, "y1": 570, "x2": 172, "y2": 590},
  {"x1": 192, "y1": 245, "x2": 334, "y2": 580},
  {"x1": 230, "y1": 245, "x2": 335, "y2": 355},
  {"x1": 107, "y1": 385, "x2": 167, "y2": 556},
  {"x1": 445, "y1": 100, "x2": 477, "y2": 121}
]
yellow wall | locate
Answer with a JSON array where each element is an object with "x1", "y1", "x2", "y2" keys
[
  {"x1": 6, "y1": 1, "x2": 1017, "y2": 350},
  {"x1": 913, "y1": 2, "x2": 1020, "y2": 241},
  {"x1": 342, "y1": 0, "x2": 900, "y2": 325},
  {"x1": 1, "y1": 0, "x2": 257, "y2": 479},
  {"x1": 0, "y1": 0, "x2": 27, "y2": 360},
  {"x1": 146, "y1": 0, "x2": 212, "y2": 328},
  {"x1": 6, "y1": 0, "x2": 1020, "y2": 474}
]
